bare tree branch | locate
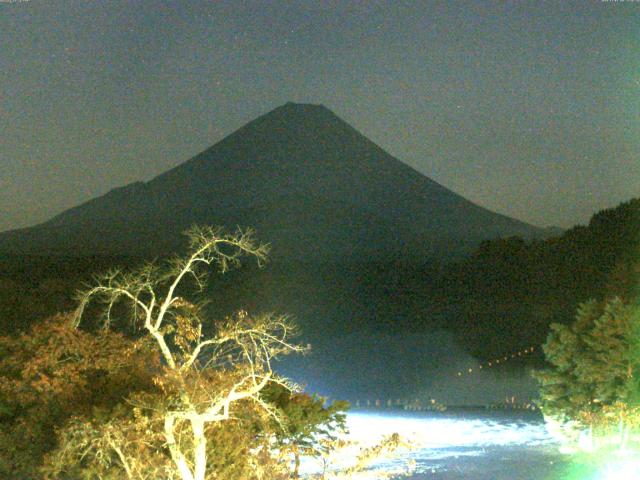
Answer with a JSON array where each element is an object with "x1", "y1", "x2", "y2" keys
[{"x1": 69, "y1": 225, "x2": 300, "y2": 480}]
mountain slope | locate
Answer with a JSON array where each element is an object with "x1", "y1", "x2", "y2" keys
[{"x1": 0, "y1": 102, "x2": 546, "y2": 259}]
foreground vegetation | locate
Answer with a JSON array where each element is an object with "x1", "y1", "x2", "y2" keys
[
  {"x1": 535, "y1": 290, "x2": 640, "y2": 454},
  {"x1": 0, "y1": 197, "x2": 637, "y2": 476},
  {"x1": 0, "y1": 226, "x2": 354, "y2": 479}
]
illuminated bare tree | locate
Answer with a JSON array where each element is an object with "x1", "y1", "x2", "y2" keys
[{"x1": 73, "y1": 226, "x2": 304, "y2": 480}]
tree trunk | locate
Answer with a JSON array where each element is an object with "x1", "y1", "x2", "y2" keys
[
  {"x1": 293, "y1": 443, "x2": 300, "y2": 479},
  {"x1": 165, "y1": 415, "x2": 195, "y2": 480},
  {"x1": 619, "y1": 419, "x2": 630, "y2": 452},
  {"x1": 192, "y1": 418, "x2": 207, "y2": 480}
]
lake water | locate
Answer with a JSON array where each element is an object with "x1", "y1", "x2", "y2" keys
[{"x1": 300, "y1": 409, "x2": 589, "y2": 479}]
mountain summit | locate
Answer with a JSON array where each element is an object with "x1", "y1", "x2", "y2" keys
[{"x1": 0, "y1": 103, "x2": 545, "y2": 258}]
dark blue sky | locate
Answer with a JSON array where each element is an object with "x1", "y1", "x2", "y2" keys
[{"x1": 1, "y1": 0, "x2": 638, "y2": 231}]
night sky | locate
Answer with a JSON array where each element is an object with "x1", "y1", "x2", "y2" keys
[{"x1": 1, "y1": 0, "x2": 638, "y2": 232}]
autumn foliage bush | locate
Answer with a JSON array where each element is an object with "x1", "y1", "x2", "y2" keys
[
  {"x1": 0, "y1": 226, "x2": 350, "y2": 479},
  {"x1": 0, "y1": 313, "x2": 159, "y2": 478}
]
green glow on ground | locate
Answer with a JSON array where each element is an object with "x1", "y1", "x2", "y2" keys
[{"x1": 548, "y1": 451, "x2": 640, "y2": 480}]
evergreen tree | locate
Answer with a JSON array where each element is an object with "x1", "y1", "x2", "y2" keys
[{"x1": 534, "y1": 296, "x2": 640, "y2": 450}]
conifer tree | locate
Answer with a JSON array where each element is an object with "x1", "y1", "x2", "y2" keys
[{"x1": 535, "y1": 296, "x2": 640, "y2": 450}]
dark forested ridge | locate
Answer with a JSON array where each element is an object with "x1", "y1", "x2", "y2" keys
[
  {"x1": 0, "y1": 198, "x2": 637, "y2": 370},
  {"x1": 0, "y1": 255, "x2": 140, "y2": 335},
  {"x1": 442, "y1": 197, "x2": 640, "y2": 359}
]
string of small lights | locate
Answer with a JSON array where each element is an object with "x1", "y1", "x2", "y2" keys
[
  {"x1": 350, "y1": 396, "x2": 536, "y2": 411},
  {"x1": 346, "y1": 346, "x2": 540, "y2": 412},
  {"x1": 456, "y1": 346, "x2": 536, "y2": 378}
]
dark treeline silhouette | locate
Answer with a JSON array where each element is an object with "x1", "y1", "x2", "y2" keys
[
  {"x1": 0, "y1": 255, "x2": 140, "y2": 335},
  {"x1": 0, "y1": 198, "x2": 637, "y2": 367},
  {"x1": 439, "y1": 197, "x2": 640, "y2": 360}
]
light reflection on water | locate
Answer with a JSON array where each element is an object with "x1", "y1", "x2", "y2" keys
[{"x1": 302, "y1": 410, "x2": 571, "y2": 479}]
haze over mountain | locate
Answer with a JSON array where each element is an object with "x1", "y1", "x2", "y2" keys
[{"x1": 0, "y1": 103, "x2": 550, "y2": 260}]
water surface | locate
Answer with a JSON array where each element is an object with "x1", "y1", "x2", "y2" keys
[{"x1": 303, "y1": 409, "x2": 573, "y2": 479}]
